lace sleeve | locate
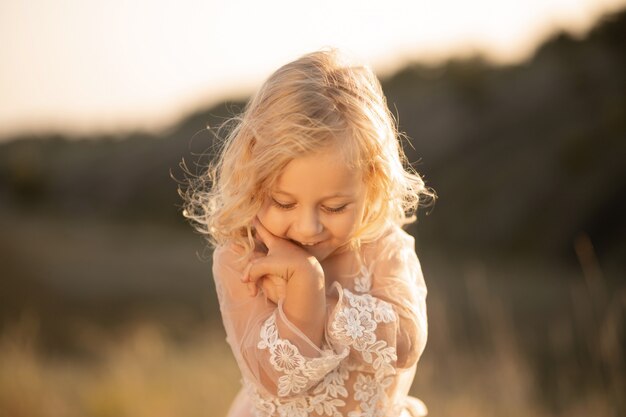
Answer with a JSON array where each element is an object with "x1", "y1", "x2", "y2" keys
[
  {"x1": 212, "y1": 245, "x2": 348, "y2": 398},
  {"x1": 326, "y1": 228, "x2": 428, "y2": 377}
]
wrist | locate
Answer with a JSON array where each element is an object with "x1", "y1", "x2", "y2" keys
[
  {"x1": 282, "y1": 288, "x2": 327, "y2": 348},
  {"x1": 283, "y1": 256, "x2": 326, "y2": 328},
  {"x1": 293, "y1": 255, "x2": 324, "y2": 287}
]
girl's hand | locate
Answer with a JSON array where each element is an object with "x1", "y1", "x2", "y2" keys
[
  {"x1": 242, "y1": 217, "x2": 324, "y2": 300},
  {"x1": 244, "y1": 218, "x2": 327, "y2": 346},
  {"x1": 241, "y1": 224, "x2": 288, "y2": 302},
  {"x1": 255, "y1": 274, "x2": 287, "y2": 304},
  {"x1": 242, "y1": 246, "x2": 271, "y2": 298}
]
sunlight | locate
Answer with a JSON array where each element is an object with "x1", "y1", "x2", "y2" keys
[{"x1": 0, "y1": 0, "x2": 624, "y2": 138}]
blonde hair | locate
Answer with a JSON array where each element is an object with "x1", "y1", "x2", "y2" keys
[{"x1": 181, "y1": 48, "x2": 436, "y2": 254}]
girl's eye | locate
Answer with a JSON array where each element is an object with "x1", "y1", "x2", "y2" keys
[
  {"x1": 323, "y1": 204, "x2": 348, "y2": 214},
  {"x1": 271, "y1": 198, "x2": 296, "y2": 210},
  {"x1": 270, "y1": 197, "x2": 348, "y2": 213}
]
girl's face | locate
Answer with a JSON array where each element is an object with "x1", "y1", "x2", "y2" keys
[{"x1": 257, "y1": 147, "x2": 367, "y2": 262}]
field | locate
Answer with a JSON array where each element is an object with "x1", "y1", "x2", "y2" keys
[
  {"x1": 0, "y1": 13, "x2": 624, "y2": 414},
  {"x1": 0, "y1": 212, "x2": 623, "y2": 417}
]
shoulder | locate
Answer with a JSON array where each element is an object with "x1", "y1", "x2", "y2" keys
[
  {"x1": 213, "y1": 242, "x2": 249, "y2": 277},
  {"x1": 360, "y1": 225, "x2": 420, "y2": 278},
  {"x1": 362, "y1": 225, "x2": 415, "y2": 259}
]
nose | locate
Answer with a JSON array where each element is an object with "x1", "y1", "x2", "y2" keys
[{"x1": 294, "y1": 208, "x2": 323, "y2": 241}]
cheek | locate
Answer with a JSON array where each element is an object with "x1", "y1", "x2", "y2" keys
[
  {"x1": 344, "y1": 200, "x2": 367, "y2": 236},
  {"x1": 329, "y1": 211, "x2": 362, "y2": 239},
  {"x1": 257, "y1": 205, "x2": 288, "y2": 237}
]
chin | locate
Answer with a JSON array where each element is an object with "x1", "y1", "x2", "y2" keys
[
  {"x1": 304, "y1": 242, "x2": 346, "y2": 262},
  {"x1": 302, "y1": 246, "x2": 328, "y2": 261}
]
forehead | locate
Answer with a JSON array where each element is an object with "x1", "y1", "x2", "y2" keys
[{"x1": 274, "y1": 149, "x2": 363, "y2": 198}]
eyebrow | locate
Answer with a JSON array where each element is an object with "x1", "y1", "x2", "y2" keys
[{"x1": 272, "y1": 189, "x2": 355, "y2": 200}]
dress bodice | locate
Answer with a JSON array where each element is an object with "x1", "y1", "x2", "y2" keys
[{"x1": 213, "y1": 226, "x2": 428, "y2": 417}]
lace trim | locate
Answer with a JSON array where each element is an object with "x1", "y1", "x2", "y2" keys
[
  {"x1": 246, "y1": 365, "x2": 350, "y2": 417},
  {"x1": 329, "y1": 288, "x2": 397, "y2": 380},
  {"x1": 254, "y1": 313, "x2": 349, "y2": 416},
  {"x1": 348, "y1": 373, "x2": 394, "y2": 417},
  {"x1": 354, "y1": 265, "x2": 372, "y2": 293},
  {"x1": 257, "y1": 314, "x2": 345, "y2": 397},
  {"x1": 252, "y1": 282, "x2": 400, "y2": 416}
]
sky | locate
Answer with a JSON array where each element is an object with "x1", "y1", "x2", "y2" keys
[{"x1": 0, "y1": 0, "x2": 624, "y2": 140}]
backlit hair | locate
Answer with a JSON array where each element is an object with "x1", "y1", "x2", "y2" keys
[{"x1": 181, "y1": 48, "x2": 436, "y2": 254}]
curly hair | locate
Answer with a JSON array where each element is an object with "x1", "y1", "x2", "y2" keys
[{"x1": 181, "y1": 48, "x2": 436, "y2": 255}]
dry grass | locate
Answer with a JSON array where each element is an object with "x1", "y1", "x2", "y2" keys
[
  {"x1": 0, "y1": 317, "x2": 240, "y2": 417},
  {"x1": 1, "y1": 248, "x2": 622, "y2": 417},
  {"x1": 0, "y1": 214, "x2": 622, "y2": 416}
]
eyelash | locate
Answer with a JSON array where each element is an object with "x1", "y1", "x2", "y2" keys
[
  {"x1": 324, "y1": 205, "x2": 348, "y2": 214},
  {"x1": 271, "y1": 198, "x2": 347, "y2": 214},
  {"x1": 271, "y1": 199, "x2": 296, "y2": 210}
]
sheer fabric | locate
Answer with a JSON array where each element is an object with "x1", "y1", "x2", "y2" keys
[{"x1": 213, "y1": 226, "x2": 428, "y2": 417}]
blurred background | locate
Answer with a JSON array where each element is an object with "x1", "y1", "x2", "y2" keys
[{"x1": 0, "y1": 1, "x2": 624, "y2": 416}]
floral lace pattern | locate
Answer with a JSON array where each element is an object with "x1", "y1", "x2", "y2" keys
[
  {"x1": 210, "y1": 228, "x2": 429, "y2": 417},
  {"x1": 254, "y1": 314, "x2": 349, "y2": 416},
  {"x1": 353, "y1": 265, "x2": 372, "y2": 293},
  {"x1": 329, "y1": 288, "x2": 397, "y2": 380},
  {"x1": 252, "y1": 282, "x2": 400, "y2": 416},
  {"x1": 257, "y1": 314, "x2": 347, "y2": 398}
]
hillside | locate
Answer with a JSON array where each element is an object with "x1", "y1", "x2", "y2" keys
[{"x1": 0, "y1": 10, "x2": 624, "y2": 267}]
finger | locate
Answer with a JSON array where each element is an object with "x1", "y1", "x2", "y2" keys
[
  {"x1": 258, "y1": 277, "x2": 275, "y2": 302},
  {"x1": 241, "y1": 247, "x2": 267, "y2": 284},
  {"x1": 265, "y1": 275, "x2": 287, "y2": 301},
  {"x1": 241, "y1": 262, "x2": 253, "y2": 283},
  {"x1": 241, "y1": 265, "x2": 260, "y2": 297},
  {"x1": 252, "y1": 217, "x2": 278, "y2": 249},
  {"x1": 247, "y1": 257, "x2": 290, "y2": 284},
  {"x1": 258, "y1": 275, "x2": 286, "y2": 304},
  {"x1": 248, "y1": 281, "x2": 258, "y2": 297}
]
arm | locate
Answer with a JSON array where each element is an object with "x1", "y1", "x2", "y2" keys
[
  {"x1": 325, "y1": 228, "x2": 428, "y2": 378},
  {"x1": 243, "y1": 217, "x2": 327, "y2": 349},
  {"x1": 213, "y1": 243, "x2": 347, "y2": 399}
]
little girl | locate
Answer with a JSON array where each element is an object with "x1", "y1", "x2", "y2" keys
[{"x1": 183, "y1": 49, "x2": 435, "y2": 417}]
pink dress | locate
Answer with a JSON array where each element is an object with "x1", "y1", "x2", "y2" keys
[{"x1": 213, "y1": 225, "x2": 428, "y2": 417}]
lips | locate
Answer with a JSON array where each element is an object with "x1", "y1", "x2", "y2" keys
[
  {"x1": 291, "y1": 239, "x2": 323, "y2": 247},
  {"x1": 290, "y1": 238, "x2": 342, "y2": 261}
]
